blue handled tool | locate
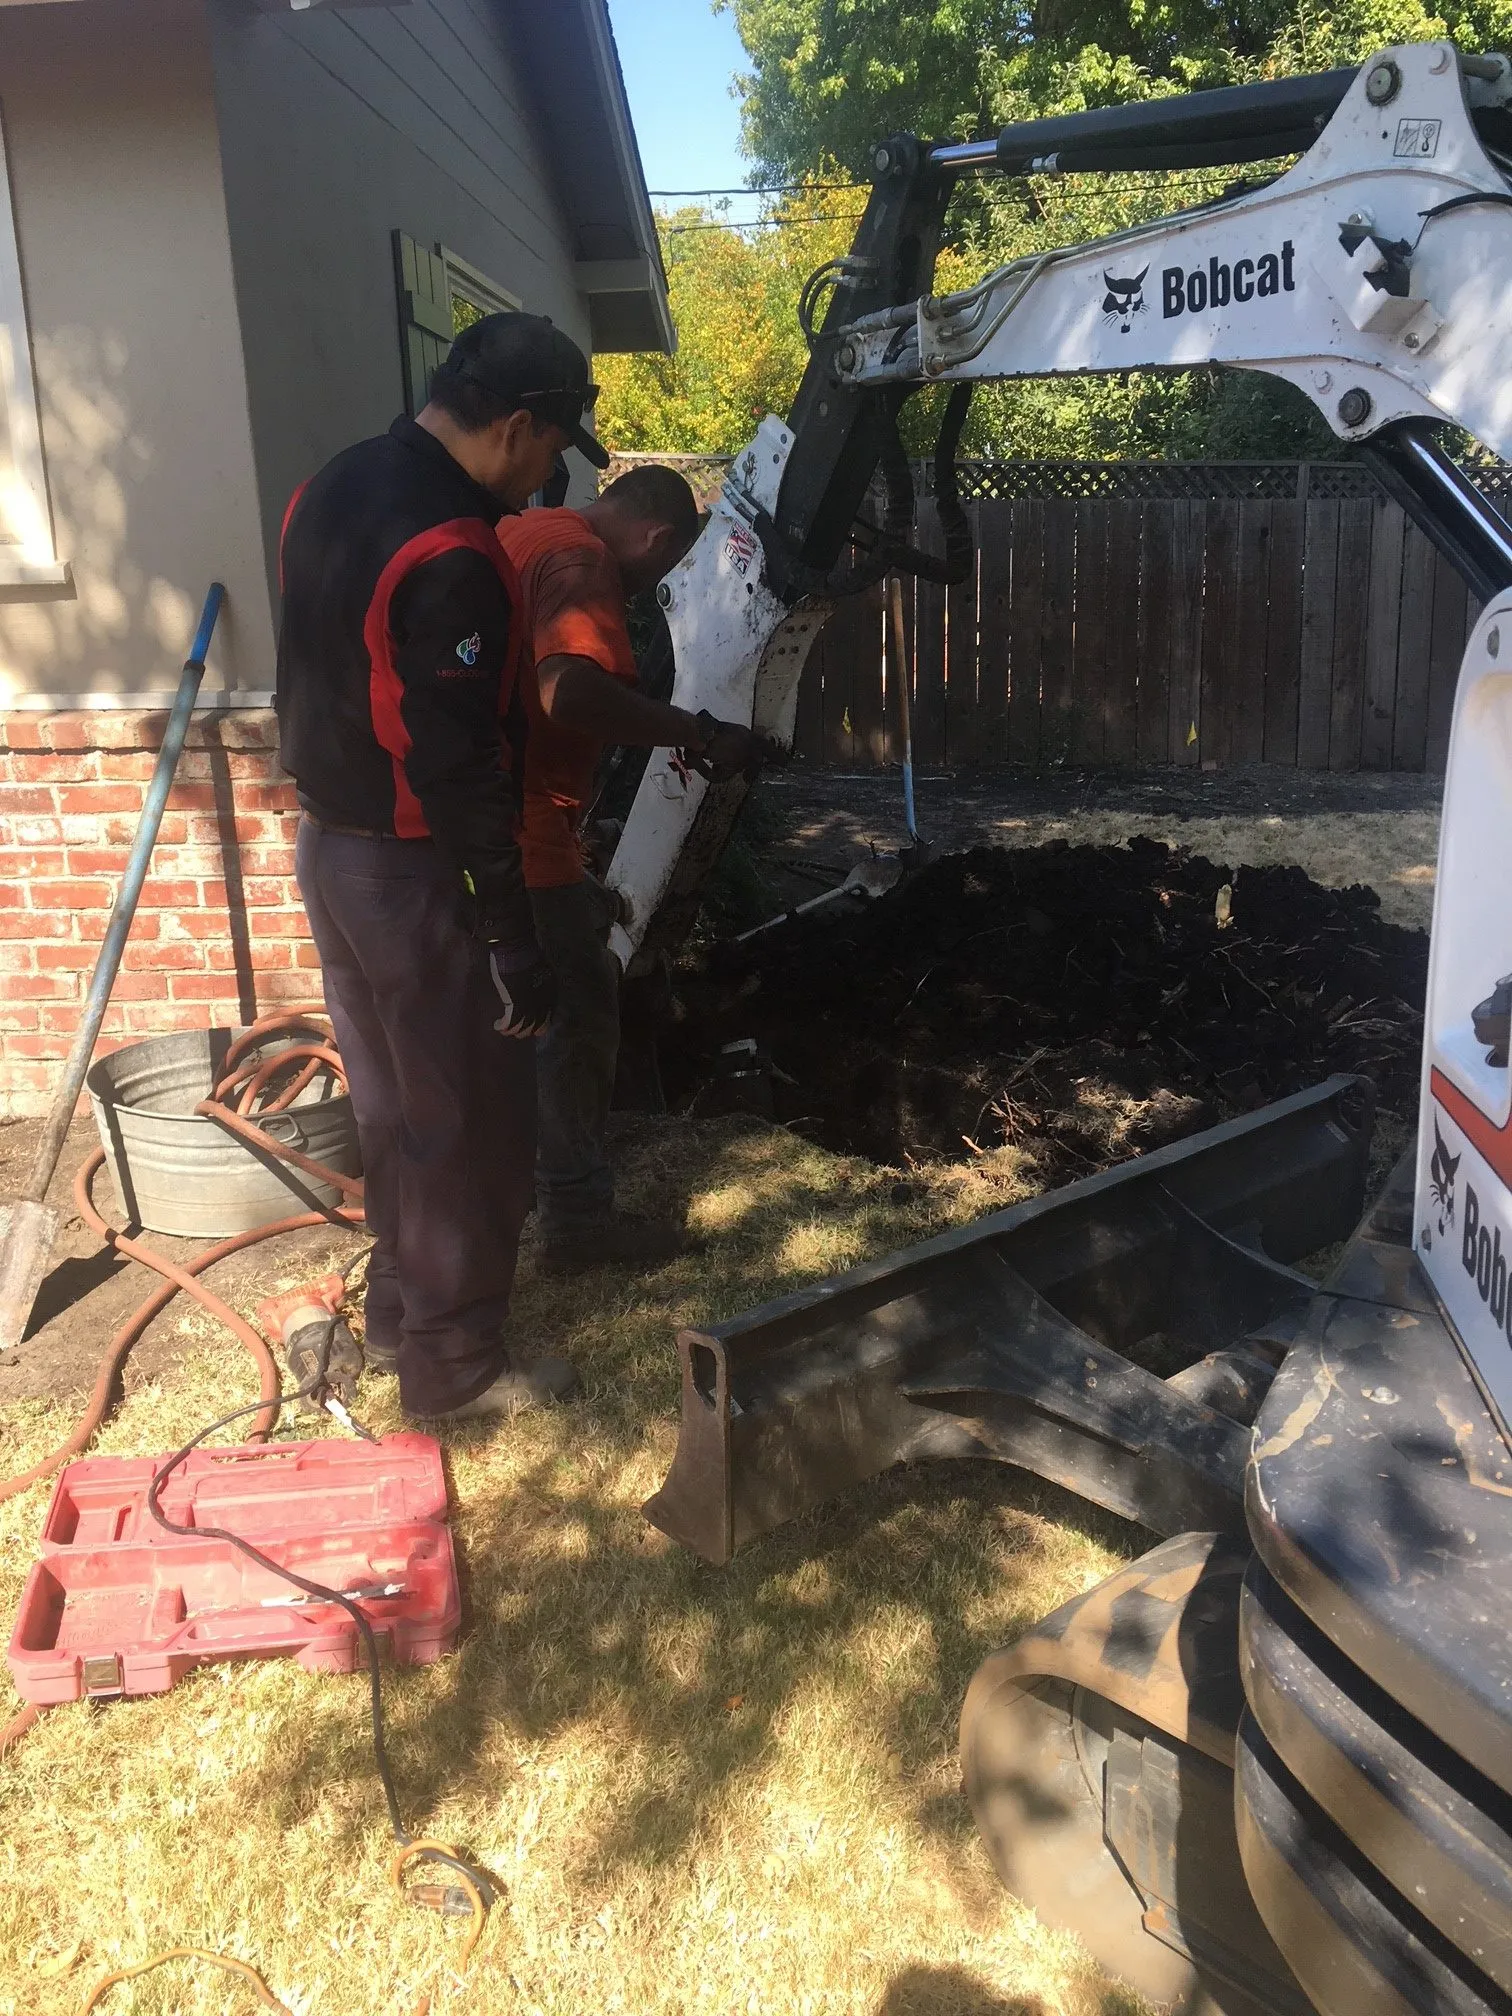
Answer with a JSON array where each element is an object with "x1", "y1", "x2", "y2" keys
[{"x1": 0, "y1": 583, "x2": 226, "y2": 1353}]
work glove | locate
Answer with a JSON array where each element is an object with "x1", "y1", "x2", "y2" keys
[
  {"x1": 686, "y1": 710, "x2": 780, "y2": 784},
  {"x1": 488, "y1": 943, "x2": 557, "y2": 1038}
]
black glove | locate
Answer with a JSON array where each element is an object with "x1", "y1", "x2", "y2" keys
[
  {"x1": 687, "y1": 710, "x2": 779, "y2": 784},
  {"x1": 488, "y1": 945, "x2": 557, "y2": 1037}
]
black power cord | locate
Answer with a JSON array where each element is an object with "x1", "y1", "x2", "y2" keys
[{"x1": 145, "y1": 1354, "x2": 491, "y2": 1915}]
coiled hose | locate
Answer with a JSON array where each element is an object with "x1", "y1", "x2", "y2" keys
[{"x1": 0, "y1": 1009, "x2": 361, "y2": 1745}]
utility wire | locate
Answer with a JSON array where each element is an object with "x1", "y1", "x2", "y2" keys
[
  {"x1": 666, "y1": 213, "x2": 867, "y2": 235},
  {"x1": 648, "y1": 182, "x2": 857, "y2": 195}
]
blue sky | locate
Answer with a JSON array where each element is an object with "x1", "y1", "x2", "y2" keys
[{"x1": 606, "y1": 0, "x2": 764, "y2": 216}]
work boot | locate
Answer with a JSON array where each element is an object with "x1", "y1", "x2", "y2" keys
[
  {"x1": 422, "y1": 1351, "x2": 581, "y2": 1422},
  {"x1": 537, "y1": 1211, "x2": 689, "y2": 1277},
  {"x1": 363, "y1": 1334, "x2": 399, "y2": 1376}
]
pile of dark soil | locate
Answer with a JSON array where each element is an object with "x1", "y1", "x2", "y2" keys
[{"x1": 669, "y1": 837, "x2": 1429, "y2": 1184}]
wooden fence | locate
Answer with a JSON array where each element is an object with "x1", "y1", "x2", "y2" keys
[{"x1": 792, "y1": 464, "x2": 1488, "y2": 771}]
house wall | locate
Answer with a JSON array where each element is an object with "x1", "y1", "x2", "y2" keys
[
  {"x1": 205, "y1": 0, "x2": 601, "y2": 584},
  {"x1": 0, "y1": 0, "x2": 271, "y2": 705}
]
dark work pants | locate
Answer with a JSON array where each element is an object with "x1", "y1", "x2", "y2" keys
[
  {"x1": 295, "y1": 818, "x2": 536, "y2": 1414},
  {"x1": 530, "y1": 878, "x2": 621, "y2": 1234}
]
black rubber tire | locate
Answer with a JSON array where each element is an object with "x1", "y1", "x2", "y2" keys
[
  {"x1": 961, "y1": 1669, "x2": 1296, "y2": 2016},
  {"x1": 962, "y1": 1671, "x2": 1200, "y2": 2005}
]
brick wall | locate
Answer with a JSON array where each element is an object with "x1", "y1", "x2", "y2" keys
[{"x1": 0, "y1": 709, "x2": 319, "y2": 1117}]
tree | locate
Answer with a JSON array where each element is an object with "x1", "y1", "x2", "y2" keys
[
  {"x1": 597, "y1": 193, "x2": 859, "y2": 454},
  {"x1": 604, "y1": 0, "x2": 1512, "y2": 461}
]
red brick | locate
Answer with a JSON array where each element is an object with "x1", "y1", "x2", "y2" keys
[
  {"x1": 213, "y1": 942, "x2": 293, "y2": 971},
  {"x1": 242, "y1": 908, "x2": 309, "y2": 938},
  {"x1": 0, "y1": 718, "x2": 46, "y2": 750},
  {"x1": 0, "y1": 790, "x2": 59, "y2": 822},
  {"x1": 2, "y1": 972, "x2": 74, "y2": 1000},
  {"x1": 121, "y1": 941, "x2": 204, "y2": 972},
  {"x1": 47, "y1": 973, "x2": 167, "y2": 1012},
  {"x1": 28, "y1": 878, "x2": 113, "y2": 909},
  {"x1": 163, "y1": 782, "x2": 219, "y2": 812},
  {"x1": 7, "y1": 752, "x2": 98, "y2": 783},
  {"x1": 70, "y1": 911, "x2": 157, "y2": 942},
  {"x1": 142, "y1": 844, "x2": 223, "y2": 878},
  {"x1": 0, "y1": 911, "x2": 69, "y2": 939},
  {"x1": 0, "y1": 943, "x2": 35, "y2": 972},
  {"x1": 233, "y1": 781, "x2": 299, "y2": 811},
  {"x1": 0, "y1": 1005, "x2": 41, "y2": 1032},
  {"x1": 157, "y1": 911, "x2": 231, "y2": 940},
  {"x1": 135, "y1": 880, "x2": 205, "y2": 911},
  {"x1": 96, "y1": 751, "x2": 159, "y2": 783},
  {"x1": 199, "y1": 710, "x2": 278, "y2": 753},
  {"x1": 66, "y1": 848, "x2": 129, "y2": 875},
  {"x1": 1, "y1": 849, "x2": 68, "y2": 878},
  {"x1": 0, "y1": 883, "x2": 25, "y2": 908},
  {"x1": 238, "y1": 847, "x2": 296, "y2": 877},
  {"x1": 1, "y1": 1058, "x2": 52, "y2": 1092},
  {"x1": 86, "y1": 711, "x2": 167, "y2": 752},
  {"x1": 56, "y1": 785, "x2": 140, "y2": 815},
  {"x1": 252, "y1": 967, "x2": 323, "y2": 1002},
  {"x1": 40, "y1": 718, "x2": 94, "y2": 753},
  {"x1": 294, "y1": 941, "x2": 324, "y2": 969},
  {"x1": 1, "y1": 1032, "x2": 63, "y2": 1055},
  {"x1": 36, "y1": 943, "x2": 102, "y2": 971},
  {"x1": 240, "y1": 877, "x2": 298, "y2": 907},
  {"x1": 119, "y1": 1000, "x2": 205, "y2": 1035},
  {"x1": 225, "y1": 751, "x2": 279, "y2": 780},
  {"x1": 167, "y1": 971, "x2": 242, "y2": 1002}
]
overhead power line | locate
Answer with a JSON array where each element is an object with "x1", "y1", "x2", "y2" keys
[
  {"x1": 665, "y1": 213, "x2": 867, "y2": 235},
  {"x1": 648, "y1": 182, "x2": 858, "y2": 196}
]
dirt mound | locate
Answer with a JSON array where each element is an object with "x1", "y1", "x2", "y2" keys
[{"x1": 669, "y1": 838, "x2": 1429, "y2": 1184}]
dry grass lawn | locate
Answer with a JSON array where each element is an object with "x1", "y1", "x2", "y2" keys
[{"x1": 0, "y1": 1121, "x2": 1135, "y2": 2016}]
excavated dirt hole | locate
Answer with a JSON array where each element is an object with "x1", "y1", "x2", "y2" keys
[{"x1": 669, "y1": 837, "x2": 1430, "y2": 1187}]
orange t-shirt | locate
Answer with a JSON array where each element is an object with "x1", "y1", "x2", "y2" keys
[{"x1": 496, "y1": 508, "x2": 637, "y2": 889}]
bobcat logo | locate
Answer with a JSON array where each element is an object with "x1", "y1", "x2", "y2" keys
[
  {"x1": 1102, "y1": 268, "x2": 1149, "y2": 333},
  {"x1": 1430, "y1": 1118, "x2": 1461, "y2": 1236}
]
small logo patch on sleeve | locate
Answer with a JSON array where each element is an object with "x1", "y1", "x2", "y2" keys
[{"x1": 456, "y1": 632, "x2": 482, "y2": 666}]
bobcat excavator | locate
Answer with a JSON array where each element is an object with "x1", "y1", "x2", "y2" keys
[{"x1": 606, "y1": 43, "x2": 1512, "y2": 2016}]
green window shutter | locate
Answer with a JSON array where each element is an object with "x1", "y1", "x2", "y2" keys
[{"x1": 393, "y1": 229, "x2": 454, "y2": 415}]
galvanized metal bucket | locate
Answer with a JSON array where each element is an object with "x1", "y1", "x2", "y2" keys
[{"x1": 86, "y1": 1027, "x2": 361, "y2": 1238}]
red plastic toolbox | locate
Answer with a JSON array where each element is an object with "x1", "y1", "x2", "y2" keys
[{"x1": 7, "y1": 1433, "x2": 460, "y2": 1705}]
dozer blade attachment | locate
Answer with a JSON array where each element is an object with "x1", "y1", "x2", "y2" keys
[{"x1": 645, "y1": 1076, "x2": 1373, "y2": 1562}]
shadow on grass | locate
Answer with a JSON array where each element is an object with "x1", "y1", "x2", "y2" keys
[
  {"x1": 182, "y1": 1120, "x2": 1139, "y2": 1919},
  {"x1": 875, "y1": 1964, "x2": 1043, "y2": 2014}
]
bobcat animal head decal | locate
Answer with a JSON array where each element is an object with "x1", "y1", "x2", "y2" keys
[
  {"x1": 1430, "y1": 1118, "x2": 1461, "y2": 1236},
  {"x1": 1102, "y1": 268, "x2": 1149, "y2": 333}
]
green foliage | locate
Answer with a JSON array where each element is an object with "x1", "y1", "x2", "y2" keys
[
  {"x1": 598, "y1": 192, "x2": 860, "y2": 455},
  {"x1": 602, "y1": 0, "x2": 1512, "y2": 461}
]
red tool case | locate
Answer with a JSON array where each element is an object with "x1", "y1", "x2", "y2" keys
[{"x1": 7, "y1": 1434, "x2": 460, "y2": 1705}]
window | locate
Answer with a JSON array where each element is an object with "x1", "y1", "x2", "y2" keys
[
  {"x1": 392, "y1": 232, "x2": 519, "y2": 415},
  {"x1": 0, "y1": 106, "x2": 66, "y2": 589}
]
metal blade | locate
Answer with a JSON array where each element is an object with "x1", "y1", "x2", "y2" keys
[{"x1": 0, "y1": 1197, "x2": 61, "y2": 1353}]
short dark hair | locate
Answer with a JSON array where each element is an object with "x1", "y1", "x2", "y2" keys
[
  {"x1": 599, "y1": 465, "x2": 699, "y2": 547},
  {"x1": 425, "y1": 362, "x2": 554, "y2": 436}
]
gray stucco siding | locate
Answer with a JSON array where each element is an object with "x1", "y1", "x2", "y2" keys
[{"x1": 207, "y1": 0, "x2": 593, "y2": 607}]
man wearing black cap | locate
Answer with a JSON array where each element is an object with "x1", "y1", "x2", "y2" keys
[{"x1": 277, "y1": 311, "x2": 610, "y2": 1423}]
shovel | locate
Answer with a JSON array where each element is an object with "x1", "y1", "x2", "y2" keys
[{"x1": 0, "y1": 583, "x2": 225, "y2": 1354}]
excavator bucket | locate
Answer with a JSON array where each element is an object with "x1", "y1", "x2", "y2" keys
[{"x1": 645, "y1": 1076, "x2": 1374, "y2": 1563}]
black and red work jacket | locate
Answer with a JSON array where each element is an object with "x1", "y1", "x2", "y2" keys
[{"x1": 275, "y1": 416, "x2": 531, "y2": 944}]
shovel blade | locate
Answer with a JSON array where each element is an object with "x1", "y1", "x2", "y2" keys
[{"x1": 0, "y1": 1197, "x2": 62, "y2": 1353}]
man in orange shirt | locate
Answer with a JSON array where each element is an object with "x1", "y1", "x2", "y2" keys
[{"x1": 499, "y1": 464, "x2": 770, "y2": 1271}]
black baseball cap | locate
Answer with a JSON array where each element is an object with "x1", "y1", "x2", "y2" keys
[{"x1": 442, "y1": 311, "x2": 610, "y2": 470}]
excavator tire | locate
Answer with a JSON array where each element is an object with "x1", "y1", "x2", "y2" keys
[{"x1": 961, "y1": 1533, "x2": 1308, "y2": 2016}]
